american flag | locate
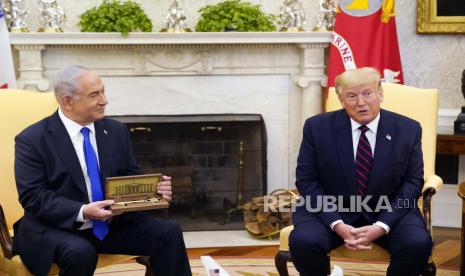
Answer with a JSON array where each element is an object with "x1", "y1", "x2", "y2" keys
[{"x1": 0, "y1": 7, "x2": 16, "y2": 89}]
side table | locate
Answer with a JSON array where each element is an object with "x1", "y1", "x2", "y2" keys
[{"x1": 437, "y1": 134, "x2": 465, "y2": 155}]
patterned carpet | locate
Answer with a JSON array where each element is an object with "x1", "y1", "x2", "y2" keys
[{"x1": 92, "y1": 258, "x2": 460, "y2": 276}]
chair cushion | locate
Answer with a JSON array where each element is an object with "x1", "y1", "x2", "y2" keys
[{"x1": 0, "y1": 90, "x2": 58, "y2": 229}]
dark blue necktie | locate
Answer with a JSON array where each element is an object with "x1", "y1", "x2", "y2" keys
[
  {"x1": 81, "y1": 127, "x2": 109, "y2": 240},
  {"x1": 355, "y1": 125, "x2": 373, "y2": 197}
]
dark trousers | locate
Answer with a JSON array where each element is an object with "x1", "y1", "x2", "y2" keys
[
  {"x1": 289, "y1": 214, "x2": 432, "y2": 276},
  {"x1": 53, "y1": 214, "x2": 191, "y2": 276}
]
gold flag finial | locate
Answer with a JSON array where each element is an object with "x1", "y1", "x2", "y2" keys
[{"x1": 381, "y1": 0, "x2": 395, "y2": 23}]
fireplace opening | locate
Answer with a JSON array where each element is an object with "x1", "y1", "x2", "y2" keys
[{"x1": 111, "y1": 114, "x2": 267, "y2": 231}]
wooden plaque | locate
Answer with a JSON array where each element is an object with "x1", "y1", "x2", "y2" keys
[{"x1": 105, "y1": 174, "x2": 169, "y2": 214}]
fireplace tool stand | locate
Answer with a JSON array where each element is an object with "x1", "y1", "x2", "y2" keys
[{"x1": 221, "y1": 141, "x2": 245, "y2": 225}]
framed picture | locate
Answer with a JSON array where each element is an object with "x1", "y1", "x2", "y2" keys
[{"x1": 417, "y1": 0, "x2": 465, "y2": 33}]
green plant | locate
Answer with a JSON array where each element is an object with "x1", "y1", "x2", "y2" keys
[
  {"x1": 195, "y1": 0, "x2": 276, "y2": 32},
  {"x1": 79, "y1": 0, "x2": 153, "y2": 36}
]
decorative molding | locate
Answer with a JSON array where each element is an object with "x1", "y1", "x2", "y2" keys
[
  {"x1": 295, "y1": 76, "x2": 327, "y2": 88},
  {"x1": 10, "y1": 32, "x2": 331, "y2": 45},
  {"x1": 200, "y1": 51, "x2": 212, "y2": 75},
  {"x1": 297, "y1": 42, "x2": 329, "y2": 49},
  {"x1": 13, "y1": 44, "x2": 46, "y2": 51},
  {"x1": 137, "y1": 49, "x2": 213, "y2": 75},
  {"x1": 416, "y1": 0, "x2": 428, "y2": 33},
  {"x1": 45, "y1": 43, "x2": 303, "y2": 50}
]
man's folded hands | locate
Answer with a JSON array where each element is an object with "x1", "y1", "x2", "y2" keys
[{"x1": 334, "y1": 223, "x2": 386, "y2": 251}]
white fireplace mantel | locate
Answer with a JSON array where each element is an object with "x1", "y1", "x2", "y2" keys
[
  {"x1": 10, "y1": 32, "x2": 330, "y2": 192},
  {"x1": 10, "y1": 32, "x2": 330, "y2": 45}
]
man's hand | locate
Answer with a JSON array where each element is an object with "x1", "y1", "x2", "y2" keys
[
  {"x1": 83, "y1": 200, "x2": 114, "y2": 221},
  {"x1": 344, "y1": 224, "x2": 386, "y2": 251},
  {"x1": 157, "y1": 175, "x2": 172, "y2": 202},
  {"x1": 333, "y1": 222, "x2": 358, "y2": 250}
]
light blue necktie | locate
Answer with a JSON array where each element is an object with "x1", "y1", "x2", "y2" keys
[{"x1": 81, "y1": 127, "x2": 109, "y2": 240}]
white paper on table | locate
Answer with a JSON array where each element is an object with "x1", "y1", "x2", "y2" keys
[
  {"x1": 329, "y1": 265, "x2": 344, "y2": 276},
  {"x1": 200, "y1": 255, "x2": 230, "y2": 276}
]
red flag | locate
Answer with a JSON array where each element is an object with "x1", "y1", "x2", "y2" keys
[{"x1": 327, "y1": 0, "x2": 403, "y2": 87}]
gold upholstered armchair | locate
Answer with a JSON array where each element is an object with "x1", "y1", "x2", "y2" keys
[
  {"x1": 274, "y1": 83, "x2": 444, "y2": 276},
  {"x1": 0, "y1": 90, "x2": 151, "y2": 276}
]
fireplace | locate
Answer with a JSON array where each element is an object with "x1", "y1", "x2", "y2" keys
[{"x1": 112, "y1": 114, "x2": 267, "y2": 231}]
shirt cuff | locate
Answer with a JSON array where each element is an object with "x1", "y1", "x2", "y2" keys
[
  {"x1": 330, "y1": 220, "x2": 343, "y2": 231},
  {"x1": 76, "y1": 205, "x2": 87, "y2": 222},
  {"x1": 374, "y1": 221, "x2": 390, "y2": 234}
]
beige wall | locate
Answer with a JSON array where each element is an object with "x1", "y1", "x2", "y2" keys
[
  {"x1": 397, "y1": 1, "x2": 465, "y2": 109},
  {"x1": 21, "y1": 0, "x2": 465, "y2": 109}
]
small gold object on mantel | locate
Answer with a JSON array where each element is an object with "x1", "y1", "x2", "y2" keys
[
  {"x1": 9, "y1": 27, "x2": 29, "y2": 33},
  {"x1": 106, "y1": 174, "x2": 169, "y2": 214},
  {"x1": 37, "y1": 27, "x2": 63, "y2": 32}
]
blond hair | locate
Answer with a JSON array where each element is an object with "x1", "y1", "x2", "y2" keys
[{"x1": 335, "y1": 67, "x2": 381, "y2": 94}]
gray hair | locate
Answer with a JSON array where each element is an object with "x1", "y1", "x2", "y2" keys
[{"x1": 53, "y1": 65, "x2": 90, "y2": 101}]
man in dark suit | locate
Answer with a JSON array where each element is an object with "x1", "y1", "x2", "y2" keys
[
  {"x1": 289, "y1": 68, "x2": 432, "y2": 276},
  {"x1": 13, "y1": 65, "x2": 192, "y2": 276}
]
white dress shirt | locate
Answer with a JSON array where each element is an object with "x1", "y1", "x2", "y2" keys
[
  {"x1": 58, "y1": 108, "x2": 99, "y2": 230},
  {"x1": 330, "y1": 113, "x2": 390, "y2": 234}
]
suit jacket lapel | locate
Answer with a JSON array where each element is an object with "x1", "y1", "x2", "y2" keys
[
  {"x1": 367, "y1": 110, "x2": 394, "y2": 196},
  {"x1": 47, "y1": 111, "x2": 88, "y2": 197},
  {"x1": 95, "y1": 120, "x2": 111, "y2": 192},
  {"x1": 334, "y1": 110, "x2": 357, "y2": 195}
]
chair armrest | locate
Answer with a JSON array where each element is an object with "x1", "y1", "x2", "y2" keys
[
  {"x1": 422, "y1": 174, "x2": 443, "y2": 194},
  {"x1": 421, "y1": 174, "x2": 443, "y2": 241},
  {"x1": 0, "y1": 204, "x2": 14, "y2": 259},
  {"x1": 279, "y1": 225, "x2": 294, "y2": 252}
]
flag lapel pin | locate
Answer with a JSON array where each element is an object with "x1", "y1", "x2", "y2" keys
[{"x1": 386, "y1": 134, "x2": 391, "y2": 141}]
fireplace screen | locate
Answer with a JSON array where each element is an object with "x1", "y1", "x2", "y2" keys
[{"x1": 111, "y1": 114, "x2": 267, "y2": 231}]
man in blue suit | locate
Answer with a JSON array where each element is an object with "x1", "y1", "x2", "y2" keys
[
  {"x1": 13, "y1": 65, "x2": 192, "y2": 276},
  {"x1": 289, "y1": 68, "x2": 432, "y2": 276}
]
